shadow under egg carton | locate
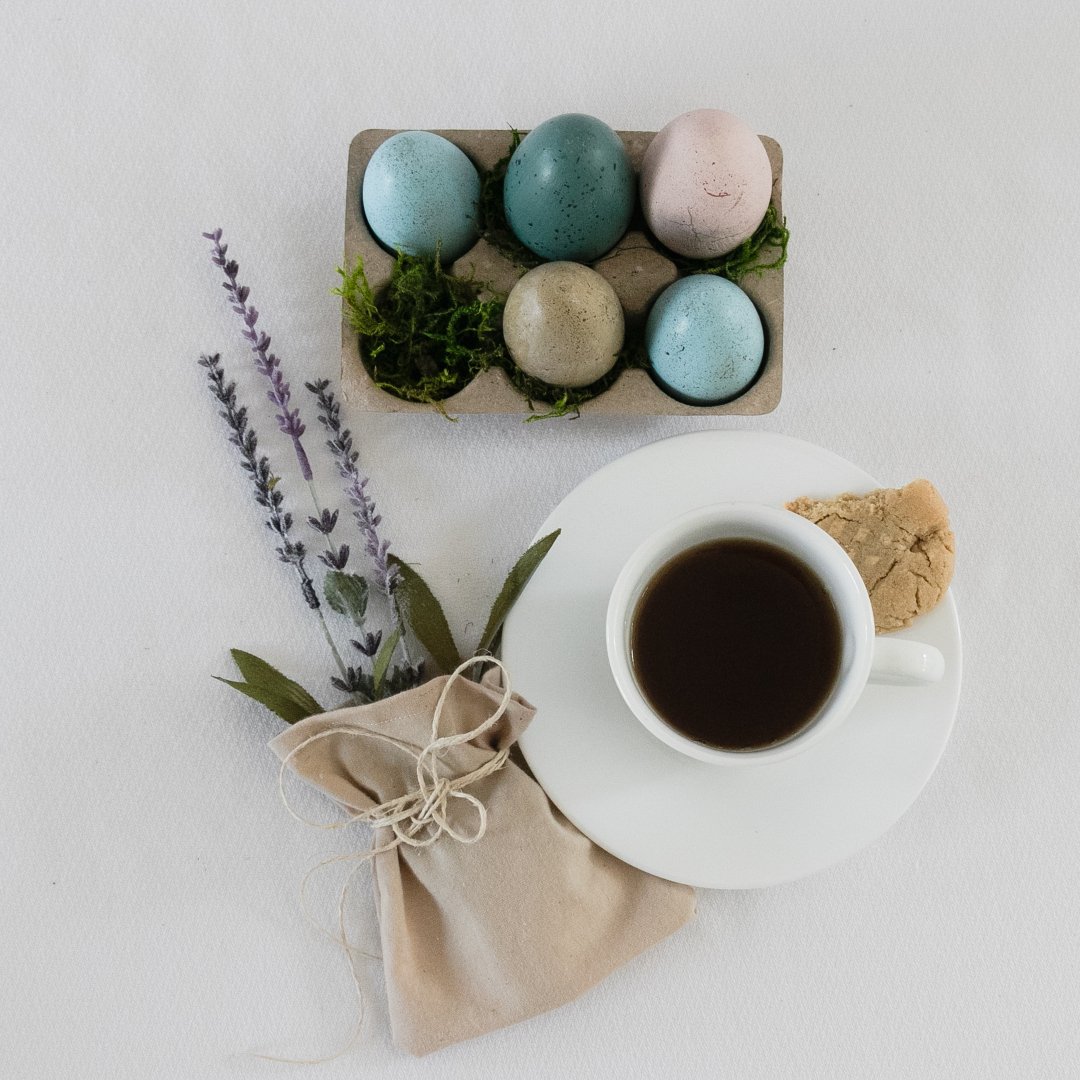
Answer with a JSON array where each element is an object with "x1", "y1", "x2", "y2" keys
[{"x1": 342, "y1": 128, "x2": 784, "y2": 416}]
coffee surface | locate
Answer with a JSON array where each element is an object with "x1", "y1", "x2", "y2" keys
[{"x1": 630, "y1": 538, "x2": 843, "y2": 750}]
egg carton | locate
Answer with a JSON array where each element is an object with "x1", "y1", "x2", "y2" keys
[{"x1": 342, "y1": 128, "x2": 784, "y2": 416}]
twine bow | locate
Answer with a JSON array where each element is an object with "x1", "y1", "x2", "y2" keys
[
  {"x1": 257, "y1": 657, "x2": 514, "y2": 1064},
  {"x1": 277, "y1": 655, "x2": 513, "y2": 851}
]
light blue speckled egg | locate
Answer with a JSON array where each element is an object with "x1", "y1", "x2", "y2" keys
[
  {"x1": 645, "y1": 276, "x2": 765, "y2": 405},
  {"x1": 362, "y1": 131, "x2": 481, "y2": 262},
  {"x1": 503, "y1": 114, "x2": 634, "y2": 262}
]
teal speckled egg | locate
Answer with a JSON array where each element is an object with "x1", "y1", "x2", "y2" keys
[
  {"x1": 646, "y1": 276, "x2": 765, "y2": 405},
  {"x1": 503, "y1": 114, "x2": 634, "y2": 262},
  {"x1": 362, "y1": 131, "x2": 481, "y2": 262}
]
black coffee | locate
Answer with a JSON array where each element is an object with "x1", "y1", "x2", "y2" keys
[{"x1": 629, "y1": 538, "x2": 843, "y2": 751}]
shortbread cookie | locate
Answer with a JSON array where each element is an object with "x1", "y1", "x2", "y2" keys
[{"x1": 786, "y1": 479, "x2": 955, "y2": 633}]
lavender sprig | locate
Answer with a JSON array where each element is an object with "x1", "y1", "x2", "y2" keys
[
  {"x1": 306, "y1": 379, "x2": 399, "y2": 599},
  {"x1": 199, "y1": 353, "x2": 316, "y2": 602},
  {"x1": 203, "y1": 228, "x2": 313, "y2": 483},
  {"x1": 198, "y1": 353, "x2": 347, "y2": 677},
  {"x1": 204, "y1": 228, "x2": 349, "y2": 572},
  {"x1": 306, "y1": 378, "x2": 413, "y2": 670}
]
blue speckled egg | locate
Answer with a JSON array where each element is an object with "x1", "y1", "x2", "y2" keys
[
  {"x1": 645, "y1": 276, "x2": 765, "y2": 405},
  {"x1": 503, "y1": 114, "x2": 634, "y2": 262},
  {"x1": 362, "y1": 131, "x2": 481, "y2": 262}
]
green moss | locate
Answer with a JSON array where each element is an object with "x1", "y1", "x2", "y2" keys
[
  {"x1": 674, "y1": 204, "x2": 790, "y2": 282},
  {"x1": 335, "y1": 251, "x2": 506, "y2": 415},
  {"x1": 507, "y1": 339, "x2": 648, "y2": 422},
  {"x1": 336, "y1": 253, "x2": 651, "y2": 421},
  {"x1": 477, "y1": 128, "x2": 544, "y2": 269}
]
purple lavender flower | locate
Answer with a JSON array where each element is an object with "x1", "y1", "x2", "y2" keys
[
  {"x1": 203, "y1": 228, "x2": 313, "y2": 482},
  {"x1": 308, "y1": 509, "x2": 350, "y2": 570},
  {"x1": 306, "y1": 378, "x2": 399, "y2": 599},
  {"x1": 351, "y1": 630, "x2": 383, "y2": 657},
  {"x1": 307, "y1": 377, "x2": 418, "y2": 687},
  {"x1": 198, "y1": 353, "x2": 319, "y2": 608}
]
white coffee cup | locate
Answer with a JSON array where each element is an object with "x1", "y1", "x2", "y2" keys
[{"x1": 605, "y1": 503, "x2": 945, "y2": 766}]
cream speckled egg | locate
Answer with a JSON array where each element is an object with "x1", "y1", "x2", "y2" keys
[
  {"x1": 641, "y1": 109, "x2": 773, "y2": 260},
  {"x1": 502, "y1": 262, "x2": 624, "y2": 388}
]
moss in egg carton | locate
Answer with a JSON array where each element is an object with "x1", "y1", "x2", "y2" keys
[
  {"x1": 341, "y1": 127, "x2": 787, "y2": 418},
  {"x1": 335, "y1": 252, "x2": 650, "y2": 420}
]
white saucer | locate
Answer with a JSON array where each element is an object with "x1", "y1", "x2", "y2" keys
[{"x1": 501, "y1": 431, "x2": 962, "y2": 889}]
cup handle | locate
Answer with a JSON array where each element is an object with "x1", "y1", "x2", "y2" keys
[{"x1": 869, "y1": 637, "x2": 945, "y2": 685}]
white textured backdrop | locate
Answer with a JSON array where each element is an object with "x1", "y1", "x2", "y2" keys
[{"x1": 1, "y1": 1, "x2": 1078, "y2": 1077}]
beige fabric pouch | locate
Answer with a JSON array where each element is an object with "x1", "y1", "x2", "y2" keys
[{"x1": 270, "y1": 671, "x2": 696, "y2": 1055}]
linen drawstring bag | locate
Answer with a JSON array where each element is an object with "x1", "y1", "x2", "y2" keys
[{"x1": 270, "y1": 659, "x2": 696, "y2": 1055}]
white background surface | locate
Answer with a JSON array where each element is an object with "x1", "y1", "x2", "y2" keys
[{"x1": 2, "y1": 2, "x2": 1078, "y2": 1077}]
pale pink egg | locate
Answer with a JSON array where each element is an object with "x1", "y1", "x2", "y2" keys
[{"x1": 641, "y1": 109, "x2": 773, "y2": 259}]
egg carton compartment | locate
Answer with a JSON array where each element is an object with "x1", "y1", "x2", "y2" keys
[{"x1": 342, "y1": 128, "x2": 784, "y2": 416}]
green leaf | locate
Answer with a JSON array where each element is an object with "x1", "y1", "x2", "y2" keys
[
  {"x1": 388, "y1": 556, "x2": 462, "y2": 675},
  {"x1": 216, "y1": 649, "x2": 324, "y2": 724},
  {"x1": 323, "y1": 571, "x2": 369, "y2": 625},
  {"x1": 371, "y1": 626, "x2": 401, "y2": 694},
  {"x1": 477, "y1": 530, "x2": 561, "y2": 653},
  {"x1": 214, "y1": 677, "x2": 316, "y2": 725}
]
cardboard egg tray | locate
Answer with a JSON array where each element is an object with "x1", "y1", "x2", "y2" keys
[{"x1": 342, "y1": 128, "x2": 784, "y2": 415}]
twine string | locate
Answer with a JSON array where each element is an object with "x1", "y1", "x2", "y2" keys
[{"x1": 254, "y1": 656, "x2": 513, "y2": 1065}]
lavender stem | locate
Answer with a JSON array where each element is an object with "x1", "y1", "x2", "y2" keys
[
  {"x1": 203, "y1": 228, "x2": 313, "y2": 482},
  {"x1": 306, "y1": 379, "x2": 412, "y2": 666},
  {"x1": 203, "y1": 228, "x2": 351, "y2": 574},
  {"x1": 198, "y1": 353, "x2": 348, "y2": 680}
]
